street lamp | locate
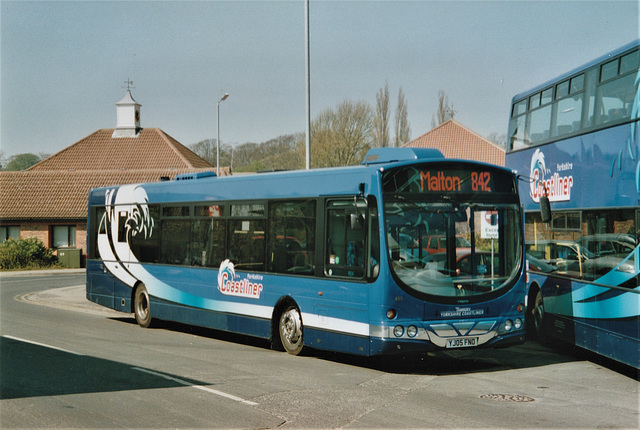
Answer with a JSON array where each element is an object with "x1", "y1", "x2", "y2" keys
[{"x1": 217, "y1": 93, "x2": 229, "y2": 175}]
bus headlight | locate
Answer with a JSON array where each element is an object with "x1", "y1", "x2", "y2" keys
[
  {"x1": 393, "y1": 325, "x2": 405, "y2": 337},
  {"x1": 407, "y1": 325, "x2": 418, "y2": 338},
  {"x1": 514, "y1": 318, "x2": 523, "y2": 330},
  {"x1": 504, "y1": 320, "x2": 513, "y2": 331}
]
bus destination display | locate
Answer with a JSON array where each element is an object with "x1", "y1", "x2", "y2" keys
[{"x1": 384, "y1": 165, "x2": 514, "y2": 194}]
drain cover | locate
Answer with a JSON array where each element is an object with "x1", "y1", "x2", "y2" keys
[{"x1": 480, "y1": 394, "x2": 535, "y2": 402}]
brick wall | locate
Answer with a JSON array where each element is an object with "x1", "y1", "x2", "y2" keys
[
  {"x1": 21, "y1": 223, "x2": 49, "y2": 245},
  {"x1": 14, "y1": 220, "x2": 87, "y2": 266}
]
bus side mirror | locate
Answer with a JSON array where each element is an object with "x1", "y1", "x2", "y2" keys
[
  {"x1": 540, "y1": 196, "x2": 551, "y2": 223},
  {"x1": 350, "y1": 213, "x2": 364, "y2": 230}
]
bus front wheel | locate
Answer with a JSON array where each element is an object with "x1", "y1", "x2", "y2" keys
[
  {"x1": 134, "y1": 284, "x2": 153, "y2": 328},
  {"x1": 529, "y1": 288, "x2": 545, "y2": 341},
  {"x1": 279, "y1": 306, "x2": 304, "y2": 355}
]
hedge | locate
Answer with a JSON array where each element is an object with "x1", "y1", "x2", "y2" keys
[{"x1": 0, "y1": 237, "x2": 59, "y2": 270}]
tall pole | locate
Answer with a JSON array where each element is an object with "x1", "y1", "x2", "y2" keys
[
  {"x1": 217, "y1": 93, "x2": 229, "y2": 175},
  {"x1": 305, "y1": 0, "x2": 311, "y2": 170}
]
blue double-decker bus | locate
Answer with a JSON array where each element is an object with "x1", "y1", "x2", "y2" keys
[
  {"x1": 506, "y1": 40, "x2": 640, "y2": 369},
  {"x1": 86, "y1": 147, "x2": 527, "y2": 356}
]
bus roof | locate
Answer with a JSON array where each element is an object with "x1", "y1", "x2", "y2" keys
[
  {"x1": 88, "y1": 147, "x2": 513, "y2": 205},
  {"x1": 510, "y1": 38, "x2": 640, "y2": 104}
]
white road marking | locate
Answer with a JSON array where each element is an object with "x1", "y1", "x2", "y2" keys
[
  {"x1": 2, "y1": 335, "x2": 84, "y2": 356},
  {"x1": 3, "y1": 335, "x2": 258, "y2": 406},
  {"x1": 132, "y1": 367, "x2": 259, "y2": 406}
]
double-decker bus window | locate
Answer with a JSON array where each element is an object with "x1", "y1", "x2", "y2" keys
[
  {"x1": 509, "y1": 107, "x2": 527, "y2": 150},
  {"x1": 594, "y1": 49, "x2": 639, "y2": 126},
  {"x1": 541, "y1": 87, "x2": 554, "y2": 105},
  {"x1": 268, "y1": 200, "x2": 315, "y2": 275},
  {"x1": 553, "y1": 74, "x2": 584, "y2": 138},
  {"x1": 508, "y1": 48, "x2": 640, "y2": 149},
  {"x1": 528, "y1": 103, "x2": 552, "y2": 143},
  {"x1": 326, "y1": 200, "x2": 366, "y2": 278},
  {"x1": 620, "y1": 50, "x2": 639, "y2": 74}
]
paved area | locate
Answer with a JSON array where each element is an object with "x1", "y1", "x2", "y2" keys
[{"x1": 3, "y1": 269, "x2": 121, "y2": 317}]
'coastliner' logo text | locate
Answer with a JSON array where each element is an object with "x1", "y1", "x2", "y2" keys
[
  {"x1": 530, "y1": 149, "x2": 574, "y2": 203},
  {"x1": 217, "y1": 259, "x2": 263, "y2": 299}
]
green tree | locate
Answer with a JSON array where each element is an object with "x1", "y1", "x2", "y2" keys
[{"x1": 5, "y1": 153, "x2": 41, "y2": 171}]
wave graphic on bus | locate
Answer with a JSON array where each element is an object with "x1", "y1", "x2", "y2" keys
[{"x1": 98, "y1": 185, "x2": 258, "y2": 314}]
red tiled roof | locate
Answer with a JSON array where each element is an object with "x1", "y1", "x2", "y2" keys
[
  {"x1": 28, "y1": 128, "x2": 213, "y2": 171},
  {"x1": 404, "y1": 120, "x2": 505, "y2": 166},
  {"x1": 0, "y1": 169, "x2": 218, "y2": 220}
]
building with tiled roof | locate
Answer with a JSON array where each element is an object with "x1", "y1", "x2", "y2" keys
[
  {"x1": 404, "y1": 119, "x2": 505, "y2": 166},
  {"x1": 29, "y1": 128, "x2": 214, "y2": 172},
  {"x1": 0, "y1": 90, "x2": 219, "y2": 265}
]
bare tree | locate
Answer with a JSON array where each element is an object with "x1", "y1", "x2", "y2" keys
[
  {"x1": 311, "y1": 100, "x2": 372, "y2": 167},
  {"x1": 189, "y1": 139, "x2": 217, "y2": 165},
  {"x1": 486, "y1": 131, "x2": 507, "y2": 148},
  {"x1": 431, "y1": 90, "x2": 457, "y2": 129},
  {"x1": 373, "y1": 82, "x2": 390, "y2": 147},
  {"x1": 394, "y1": 86, "x2": 411, "y2": 147}
]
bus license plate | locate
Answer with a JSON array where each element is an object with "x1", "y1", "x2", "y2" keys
[{"x1": 446, "y1": 337, "x2": 479, "y2": 348}]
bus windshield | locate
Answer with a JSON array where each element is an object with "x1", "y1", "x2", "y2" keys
[{"x1": 382, "y1": 163, "x2": 522, "y2": 299}]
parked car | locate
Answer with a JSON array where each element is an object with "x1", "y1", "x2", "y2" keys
[
  {"x1": 421, "y1": 235, "x2": 471, "y2": 254},
  {"x1": 577, "y1": 233, "x2": 636, "y2": 257}
]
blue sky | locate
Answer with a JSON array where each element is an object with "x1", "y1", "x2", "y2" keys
[{"x1": 1, "y1": 1, "x2": 638, "y2": 159}]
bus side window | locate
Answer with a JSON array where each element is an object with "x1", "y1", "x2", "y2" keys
[
  {"x1": 228, "y1": 219, "x2": 265, "y2": 272},
  {"x1": 191, "y1": 218, "x2": 226, "y2": 268},
  {"x1": 161, "y1": 219, "x2": 191, "y2": 265},
  {"x1": 267, "y1": 200, "x2": 316, "y2": 276},
  {"x1": 227, "y1": 204, "x2": 266, "y2": 272},
  {"x1": 326, "y1": 200, "x2": 366, "y2": 278},
  {"x1": 128, "y1": 205, "x2": 160, "y2": 263},
  {"x1": 367, "y1": 197, "x2": 380, "y2": 279}
]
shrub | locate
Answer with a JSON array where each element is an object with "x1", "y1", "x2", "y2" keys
[{"x1": 0, "y1": 237, "x2": 59, "y2": 270}]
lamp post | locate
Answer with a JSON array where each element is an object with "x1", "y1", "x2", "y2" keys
[
  {"x1": 217, "y1": 93, "x2": 229, "y2": 175},
  {"x1": 305, "y1": 0, "x2": 310, "y2": 169}
]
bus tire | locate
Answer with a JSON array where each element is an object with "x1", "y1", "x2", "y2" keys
[
  {"x1": 528, "y1": 287, "x2": 546, "y2": 342},
  {"x1": 278, "y1": 305, "x2": 304, "y2": 355},
  {"x1": 134, "y1": 283, "x2": 153, "y2": 328}
]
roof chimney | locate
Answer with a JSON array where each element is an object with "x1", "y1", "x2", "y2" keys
[{"x1": 112, "y1": 89, "x2": 141, "y2": 138}]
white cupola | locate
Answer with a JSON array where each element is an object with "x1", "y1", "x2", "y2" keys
[{"x1": 112, "y1": 89, "x2": 141, "y2": 138}]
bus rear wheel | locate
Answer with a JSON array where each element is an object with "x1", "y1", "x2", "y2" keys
[
  {"x1": 279, "y1": 306, "x2": 304, "y2": 355},
  {"x1": 134, "y1": 284, "x2": 153, "y2": 328}
]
